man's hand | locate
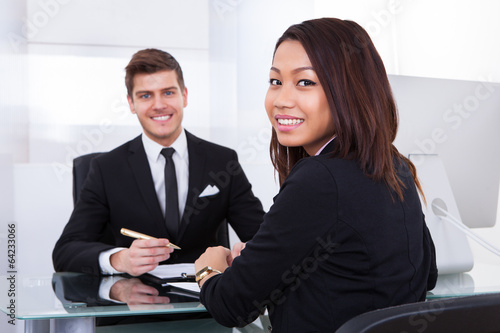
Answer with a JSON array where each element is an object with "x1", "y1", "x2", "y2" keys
[
  {"x1": 110, "y1": 238, "x2": 174, "y2": 276},
  {"x1": 109, "y1": 278, "x2": 170, "y2": 305}
]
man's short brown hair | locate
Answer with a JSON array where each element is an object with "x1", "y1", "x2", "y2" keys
[{"x1": 125, "y1": 48, "x2": 185, "y2": 98}]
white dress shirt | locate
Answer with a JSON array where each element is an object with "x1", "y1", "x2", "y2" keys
[{"x1": 99, "y1": 130, "x2": 190, "y2": 274}]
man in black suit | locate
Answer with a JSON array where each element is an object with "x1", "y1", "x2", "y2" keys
[{"x1": 52, "y1": 48, "x2": 265, "y2": 277}]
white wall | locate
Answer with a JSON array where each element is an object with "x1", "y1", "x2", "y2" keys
[
  {"x1": 1, "y1": 5, "x2": 500, "y2": 330},
  {"x1": 315, "y1": 0, "x2": 500, "y2": 82}
]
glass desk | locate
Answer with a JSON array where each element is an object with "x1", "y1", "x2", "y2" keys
[
  {"x1": 0, "y1": 272, "x2": 270, "y2": 333},
  {"x1": 2, "y1": 262, "x2": 499, "y2": 333},
  {"x1": 426, "y1": 261, "x2": 500, "y2": 299}
]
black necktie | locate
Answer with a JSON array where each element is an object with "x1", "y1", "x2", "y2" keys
[{"x1": 160, "y1": 148, "x2": 179, "y2": 239}]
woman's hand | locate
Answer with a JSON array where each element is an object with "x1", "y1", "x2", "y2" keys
[
  {"x1": 229, "y1": 242, "x2": 246, "y2": 266},
  {"x1": 195, "y1": 246, "x2": 231, "y2": 288}
]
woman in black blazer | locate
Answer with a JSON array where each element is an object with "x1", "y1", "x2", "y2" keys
[{"x1": 195, "y1": 18, "x2": 437, "y2": 332}]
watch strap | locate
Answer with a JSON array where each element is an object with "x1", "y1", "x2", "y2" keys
[{"x1": 195, "y1": 266, "x2": 222, "y2": 285}]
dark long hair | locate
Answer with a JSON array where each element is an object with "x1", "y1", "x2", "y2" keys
[{"x1": 269, "y1": 18, "x2": 423, "y2": 201}]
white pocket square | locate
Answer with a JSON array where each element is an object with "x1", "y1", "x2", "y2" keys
[{"x1": 199, "y1": 184, "x2": 220, "y2": 198}]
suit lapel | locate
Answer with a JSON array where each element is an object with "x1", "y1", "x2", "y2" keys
[
  {"x1": 127, "y1": 136, "x2": 167, "y2": 234},
  {"x1": 178, "y1": 131, "x2": 207, "y2": 241}
]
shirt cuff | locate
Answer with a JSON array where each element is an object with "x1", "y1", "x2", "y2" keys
[
  {"x1": 99, "y1": 275, "x2": 127, "y2": 304},
  {"x1": 99, "y1": 247, "x2": 127, "y2": 275}
]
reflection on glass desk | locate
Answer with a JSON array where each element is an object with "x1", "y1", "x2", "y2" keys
[
  {"x1": 0, "y1": 272, "x2": 212, "y2": 333},
  {"x1": 0, "y1": 272, "x2": 270, "y2": 333},
  {"x1": 427, "y1": 262, "x2": 500, "y2": 299},
  {"x1": 2, "y1": 263, "x2": 499, "y2": 332},
  {"x1": 0, "y1": 272, "x2": 205, "y2": 319}
]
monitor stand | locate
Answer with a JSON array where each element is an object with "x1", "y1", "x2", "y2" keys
[{"x1": 409, "y1": 154, "x2": 474, "y2": 274}]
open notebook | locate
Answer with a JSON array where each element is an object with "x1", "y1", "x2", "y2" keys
[
  {"x1": 144, "y1": 263, "x2": 196, "y2": 283},
  {"x1": 140, "y1": 263, "x2": 200, "y2": 298}
]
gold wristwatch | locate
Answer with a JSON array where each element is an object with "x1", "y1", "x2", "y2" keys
[{"x1": 195, "y1": 266, "x2": 222, "y2": 285}]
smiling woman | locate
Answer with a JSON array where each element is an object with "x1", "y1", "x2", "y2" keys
[
  {"x1": 194, "y1": 17, "x2": 437, "y2": 332},
  {"x1": 265, "y1": 40, "x2": 334, "y2": 156}
]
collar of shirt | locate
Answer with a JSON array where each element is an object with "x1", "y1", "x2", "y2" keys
[
  {"x1": 141, "y1": 129, "x2": 188, "y2": 164},
  {"x1": 315, "y1": 136, "x2": 336, "y2": 156}
]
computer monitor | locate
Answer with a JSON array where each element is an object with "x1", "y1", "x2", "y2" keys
[
  {"x1": 390, "y1": 75, "x2": 500, "y2": 229},
  {"x1": 408, "y1": 154, "x2": 475, "y2": 274}
]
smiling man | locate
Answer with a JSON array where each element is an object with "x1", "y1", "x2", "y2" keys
[
  {"x1": 129, "y1": 70, "x2": 186, "y2": 148},
  {"x1": 52, "y1": 48, "x2": 265, "y2": 277}
]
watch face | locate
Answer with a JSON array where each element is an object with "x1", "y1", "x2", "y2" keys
[
  {"x1": 196, "y1": 266, "x2": 210, "y2": 279},
  {"x1": 196, "y1": 266, "x2": 211, "y2": 282}
]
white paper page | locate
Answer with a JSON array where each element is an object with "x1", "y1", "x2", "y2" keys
[
  {"x1": 168, "y1": 282, "x2": 200, "y2": 293},
  {"x1": 148, "y1": 263, "x2": 195, "y2": 279}
]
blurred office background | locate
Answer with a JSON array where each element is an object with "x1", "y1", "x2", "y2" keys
[{"x1": 1, "y1": 0, "x2": 500, "y2": 311}]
